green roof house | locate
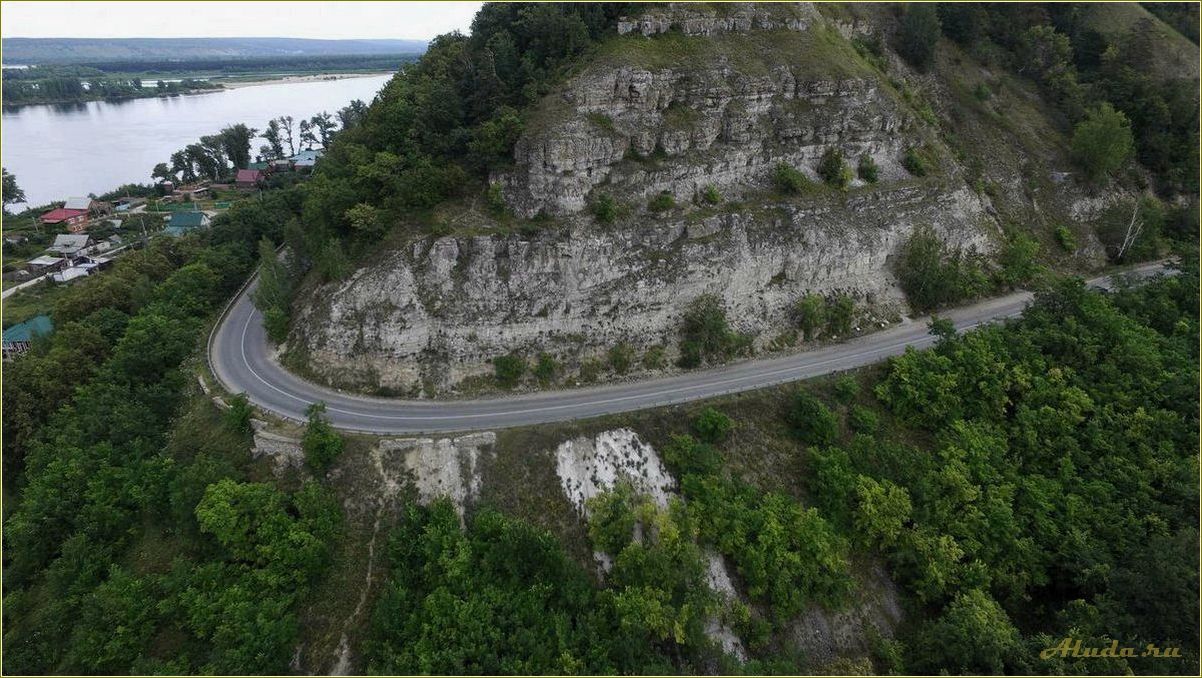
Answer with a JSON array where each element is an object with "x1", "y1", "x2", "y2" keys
[
  {"x1": 3, "y1": 314, "x2": 53, "y2": 360},
  {"x1": 164, "y1": 211, "x2": 212, "y2": 237}
]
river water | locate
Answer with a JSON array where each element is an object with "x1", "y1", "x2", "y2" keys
[{"x1": 1, "y1": 73, "x2": 392, "y2": 208}]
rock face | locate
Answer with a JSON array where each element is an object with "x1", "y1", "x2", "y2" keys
[
  {"x1": 290, "y1": 3, "x2": 1007, "y2": 394},
  {"x1": 498, "y1": 7, "x2": 914, "y2": 219},
  {"x1": 294, "y1": 184, "x2": 994, "y2": 392}
]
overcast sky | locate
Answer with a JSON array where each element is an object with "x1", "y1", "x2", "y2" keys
[{"x1": 1, "y1": 1, "x2": 483, "y2": 39}]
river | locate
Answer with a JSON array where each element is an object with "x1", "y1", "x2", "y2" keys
[{"x1": 1, "y1": 73, "x2": 392, "y2": 209}]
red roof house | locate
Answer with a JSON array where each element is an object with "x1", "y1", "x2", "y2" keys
[
  {"x1": 235, "y1": 169, "x2": 264, "y2": 189},
  {"x1": 40, "y1": 208, "x2": 90, "y2": 231}
]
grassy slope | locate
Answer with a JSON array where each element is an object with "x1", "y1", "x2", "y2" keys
[{"x1": 1081, "y1": 2, "x2": 1199, "y2": 80}]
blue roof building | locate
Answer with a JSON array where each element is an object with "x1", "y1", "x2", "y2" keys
[{"x1": 3, "y1": 314, "x2": 53, "y2": 360}]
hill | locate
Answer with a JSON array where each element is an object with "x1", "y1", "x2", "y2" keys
[{"x1": 0, "y1": 36, "x2": 426, "y2": 64}]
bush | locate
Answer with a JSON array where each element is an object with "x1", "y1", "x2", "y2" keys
[
  {"x1": 995, "y1": 233, "x2": 1041, "y2": 288},
  {"x1": 848, "y1": 405, "x2": 879, "y2": 434},
  {"x1": 224, "y1": 393, "x2": 254, "y2": 434},
  {"x1": 895, "y1": 226, "x2": 988, "y2": 311},
  {"x1": 533, "y1": 353, "x2": 558, "y2": 385},
  {"x1": 857, "y1": 154, "x2": 879, "y2": 184},
  {"x1": 262, "y1": 307, "x2": 290, "y2": 344},
  {"x1": 790, "y1": 389, "x2": 838, "y2": 446},
  {"x1": 592, "y1": 193, "x2": 618, "y2": 224},
  {"x1": 827, "y1": 295, "x2": 855, "y2": 337},
  {"x1": 677, "y1": 295, "x2": 748, "y2": 368},
  {"x1": 648, "y1": 191, "x2": 675, "y2": 212},
  {"x1": 692, "y1": 407, "x2": 734, "y2": 443},
  {"x1": 972, "y1": 83, "x2": 992, "y2": 101},
  {"x1": 607, "y1": 342, "x2": 634, "y2": 374},
  {"x1": 896, "y1": 4, "x2": 942, "y2": 70},
  {"x1": 302, "y1": 402, "x2": 343, "y2": 472},
  {"x1": 1053, "y1": 225, "x2": 1077, "y2": 252},
  {"x1": 1071, "y1": 103, "x2": 1134, "y2": 182},
  {"x1": 795, "y1": 294, "x2": 827, "y2": 341},
  {"x1": 817, "y1": 148, "x2": 852, "y2": 188},
  {"x1": 773, "y1": 163, "x2": 812, "y2": 195},
  {"x1": 833, "y1": 375, "x2": 860, "y2": 404},
  {"x1": 492, "y1": 353, "x2": 526, "y2": 389},
  {"x1": 700, "y1": 184, "x2": 722, "y2": 205},
  {"x1": 902, "y1": 146, "x2": 931, "y2": 177},
  {"x1": 642, "y1": 345, "x2": 666, "y2": 369}
]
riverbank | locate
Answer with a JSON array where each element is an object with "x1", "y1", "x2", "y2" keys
[{"x1": 219, "y1": 71, "x2": 393, "y2": 89}]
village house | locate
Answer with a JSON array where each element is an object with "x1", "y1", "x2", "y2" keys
[
  {"x1": 290, "y1": 149, "x2": 323, "y2": 169},
  {"x1": 163, "y1": 211, "x2": 211, "y2": 237},
  {"x1": 51, "y1": 266, "x2": 91, "y2": 284},
  {"x1": 39, "y1": 207, "x2": 90, "y2": 232},
  {"x1": 25, "y1": 254, "x2": 68, "y2": 274},
  {"x1": 3, "y1": 315, "x2": 53, "y2": 361},
  {"x1": 47, "y1": 233, "x2": 93, "y2": 260},
  {"x1": 64, "y1": 196, "x2": 111, "y2": 216},
  {"x1": 235, "y1": 168, "x2": 264, "y2": 189}
]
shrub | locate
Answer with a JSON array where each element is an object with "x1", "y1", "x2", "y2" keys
[
  {"x1": 903, "y1": 146, "x2": 931, "y2": 176},
  {"x1": 648, "y1": 191, "x2": 675, "y2": 212},
  {"x1": 995, "y1": 233, "x2": 1042, "y2": 288},
  {"x1": 302, "y1": 402, "x2": 343, "y2": 472},
  {"x1": 1071, "y1": 103, "x2": 1134, "y2": 182},
  {"x1": 773, "y1": 163, "x2": 812, "y2": 195},
  {"x1": 701, "y1": 184, "x2": 722, "y2": 205},
  {"x1": 578, "y1": 358, "x2": 603, "y2": 383},
  {"x1": 642, "y1": 345, "x2": 666, "y2": 369},
  {"x1": 972, "y1": 83, "x2": 992, "y2": 101},
  {"x1": 896, "y1": 4, "x2": 942, "y2": 70},
  {"x1": 795, "y1": 293, "x2": 827, "y2": 341},
  {"x1": 827, "y1": 295, "x2": 855, "y2": 337},
  {"x1": 262, "y1": 307, "x2": 290, "y2": 344},
  {"x1": 534, "y1": 353, "x2": 558, "y2": 385},
  {"x1": 857, "y1": 154, "x2": 879, "y2": 184},
  {"x1": 678, "y1": 295, "x2": 747, "y2": 367},
  {"x1": 817, "y1": 148, "x2": 852, "y2": 188},
  {"x1": 224, "y1": 393, "x2": 253, "y2": 434},
  {"x1": 486, "y1": 183, "x2": 507, "y2": 216},
  {"x1": 1054, "y1": 224, "x2": 1077, "y2": 252},
  {"x1": 790, "y1": 389, "x2": 838, "y2": 446},
  {"x1": 895, "y1": 226, "x2": 988, "y2": 311},
  {"x1": 848, "y1": 405, "x2": 879, "y2": 434},
  {"x1": 607, "y1": 342, "x2": 634, "y2": 374},
  {"x1": 833, "y1": 376, "x2": 860, "y2": 404},
  {"x1": 492, "y1": 353, "x2": 526, "y2": 389},
  {"x1": 592, "y1": 193, "x2": 618, "y2": 224},
  {"x1": 692, "y1": 407, "x2": 734, "y2": 443}
]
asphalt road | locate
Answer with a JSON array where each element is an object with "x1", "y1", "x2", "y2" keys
[{"x1": 208, "y1": 261, "x2": 1172, "y2": 434}]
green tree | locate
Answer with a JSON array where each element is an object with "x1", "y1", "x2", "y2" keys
[
  {"x1": 853, "y1": 476, "x2": 912, "y2": 548},
  {"x1": 795, "y1": 293, "x2": 827, "y2": 341},
  {"x1": 493, "y1": 353, "x2": 526, "y2": 388},
  {"x1": 1071, "y1": 103, "x2": 1134, "y2": 182},
  {"x1": 251, "y1": 238, "x2": 292, "y2": 343},
  {"x1": 677, "y1": 295, "x2": 746, "y2": 367},
  {"x1": 224, "y1": 393, "x2": 254, "y2": 434},
  {"x1": 896, "y1": 4, "x2": 941, "y2": 70},
  {"x1": 912, "y1": 589, "x2": 1023, "y2": 674},
  {"x1": 3, "y1": 166, "x2": 27, "y2": 210},
  {"x1": 302, "y1": 402, "x2": 343, "y2": 472},
  {"x1": 790, "y1": 389, "x2": 838, "y2": 446},
  {"x1": 817, "y1": 147, "x2": 852, "y2": 188},
  {"x1": 692, "y1": 407, "x2": 733, "y2": 443}
]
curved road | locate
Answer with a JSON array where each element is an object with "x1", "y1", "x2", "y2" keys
[{"x1": 209, "y1": 261, "x2": 1171, "y2": 434}]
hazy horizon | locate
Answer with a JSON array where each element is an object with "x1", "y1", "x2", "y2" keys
[{"x1": 1, "y1": 1, "x2": 483, "y2": 40}]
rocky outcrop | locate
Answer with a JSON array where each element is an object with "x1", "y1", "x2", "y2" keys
[
  {"x1": 617, "y1": 3, "x2": 819, "y2": 37},
  {"x1": 292, "y1": 183, "x2": 995, "y2": 393},
  {"x1": 289, "y1": 3, "x2": 1010, "y2": 394}
]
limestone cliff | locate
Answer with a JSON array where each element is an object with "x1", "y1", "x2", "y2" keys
[{"x1": 289, "y1": 2, "x2": 1110, "y2": 395}]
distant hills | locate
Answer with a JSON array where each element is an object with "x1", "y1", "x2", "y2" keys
[{"x1": 1, "y1": 37, "x2": 427, "y2": 64}]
